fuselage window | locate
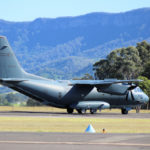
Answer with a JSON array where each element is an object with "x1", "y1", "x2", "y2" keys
[{"x1": 134, "y1": 87, "x2": 143, "y2": 93}]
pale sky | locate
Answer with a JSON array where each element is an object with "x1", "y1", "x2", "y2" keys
[{"x1": 0, "y1": 0, "x2": 150, "y2": 21}]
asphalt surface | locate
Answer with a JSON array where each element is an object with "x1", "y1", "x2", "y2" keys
[
  {"x1": 0, "y1": 111, "x2": 149, "y2": 118},
  {"x1": 0, "y1": 111, "x2": 149, "y2": 150},
  {"x1": 0, "y1": 132, "x2": 150, "y2": 150}
]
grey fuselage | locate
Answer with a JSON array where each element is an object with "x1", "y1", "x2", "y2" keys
[{"x1": 3, "y1": 73, "x2": 147, "y2": 109}]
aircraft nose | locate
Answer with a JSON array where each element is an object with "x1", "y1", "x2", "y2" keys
[
  {"x1": 144, "y1": 94, "x2": 149, "y2": 103},
  {"x1": 135, "y1": 93, "x2": 149, "y2": 103}
]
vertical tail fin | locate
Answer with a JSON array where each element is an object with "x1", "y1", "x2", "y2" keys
[{"x1": 0, "y1": 36, "x2": 25, "y2": 78}]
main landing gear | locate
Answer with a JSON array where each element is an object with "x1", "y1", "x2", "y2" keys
[
  {"x1": 90, "y1": 109, "x2": 97, "y2": 114},
  {"x1": 76, "y1": 109, "x2": 86, "y2": 114},
  {"x1": 121, "y1": 108, "x2": 128, "y2": 114},
  {"x1": 66, "y1": 108, "x2": 98, "y2": 114},
  {"x1": 67, "y1": 108, "x2": 74, "y2": 114}
]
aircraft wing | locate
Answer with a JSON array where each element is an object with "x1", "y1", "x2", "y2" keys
[
  {"x1": 69, "y1": 79, "x2": 142, "y2": 95},
  {"x1": 69, "y1": 79, "x2": 142, "y2": 86}
]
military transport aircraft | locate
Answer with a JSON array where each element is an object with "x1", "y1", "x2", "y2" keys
[{"x1": 0, "y1": 36, "x2": 149, "y2": 114}]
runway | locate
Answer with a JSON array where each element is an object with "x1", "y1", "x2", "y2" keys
[
  {"x1": 0, "y1": 132, "x2": 150, "y2": 150},
  {"x1": 0, "y1": 111, "x2": 149, "y2": 149},
  {"x1": 0, "y1": 111, "x2": 149, "y2": 118}
]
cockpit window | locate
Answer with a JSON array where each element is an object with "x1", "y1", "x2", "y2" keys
[{"x1": 134, "y1": 87, "x2": 143, "y2": 92}]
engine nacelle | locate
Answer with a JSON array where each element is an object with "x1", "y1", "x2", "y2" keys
[{"x1": 96, "y1": 84, "x2": 129, "y2": 95}]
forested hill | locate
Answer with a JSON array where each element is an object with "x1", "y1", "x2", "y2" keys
[{"x1": 0, "y1": 8, "x2": 150, "y2": 79}]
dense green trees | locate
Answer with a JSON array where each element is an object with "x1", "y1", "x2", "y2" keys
[
  {"x1": 0, "y1": 93, "x2": 43, "y2": 106},
  {"x1": 138, "y1": 76, "x2": 150, "y2": 97},
  {"x1": 141, "y1": 60, "x2": 150, "y2": 79},
  {"x1": 0, "y1": 93, "x2": 26, "y2": 106},
  {"x1": 137, "y1": 76, "x2": 150, "y2": 109},
  {"x1": 94, "y1": 47, "x2": 141, "y2": 79},
  {"x1": 73, "y1": 73, "x2": 94, "y2": 80},
  {"x1": 94, "y1": 41, "x2": 150, "y2": 80},
  {"x1": 26, "y1": 98, "x2": 43, "y2": 106},
  {"x1": 137, "y1": 41, "x2": 150, "y2": 66}
]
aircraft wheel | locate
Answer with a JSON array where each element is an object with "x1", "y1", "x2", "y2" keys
[
  {"x1": 67, "y1": 108, "x2": 74, "y2": 114},
  {"x1": 76, "y1": 109, "x2": 86, "y2": 114},
  {"x1": 90, "y1": 109, "x2": 97, "y2": 114},
  {"x1": 121, "y1": 108, "x2": 128, "y2": 114},
  {"x1": 81, "y1": 109, "x2": 86, "y2": 114}
]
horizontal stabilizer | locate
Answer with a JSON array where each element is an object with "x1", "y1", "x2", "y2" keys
[{"x1": 0, "y1": 78, "x2": 27, "y2": 83}]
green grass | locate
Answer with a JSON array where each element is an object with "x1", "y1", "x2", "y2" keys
[{"x1": 0, "y1": 116, "x2": 149, "y2": 133}]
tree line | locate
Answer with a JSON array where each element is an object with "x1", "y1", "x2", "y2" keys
[{"x1": 93, "y1": 41, "x2": 150, "y2": 80}]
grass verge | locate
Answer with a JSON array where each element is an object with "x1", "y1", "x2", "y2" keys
[{"x1": 0, "y1": 116, "x2": 149, "y2": 133}]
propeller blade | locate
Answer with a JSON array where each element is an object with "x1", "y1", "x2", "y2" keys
[
  {"x1": 126, "y1": 90, "x2": 135, "y2": 101},
  {"x1": 126, "y1": 91, "x2": 129, "y2": 101},
  {"x1": 131, "y1": 90, "x2": 135, "y2": 101}
]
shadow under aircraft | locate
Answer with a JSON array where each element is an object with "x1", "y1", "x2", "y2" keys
[{"x1": 0, "y1": 36, "x2": 149, "y2": 114}]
